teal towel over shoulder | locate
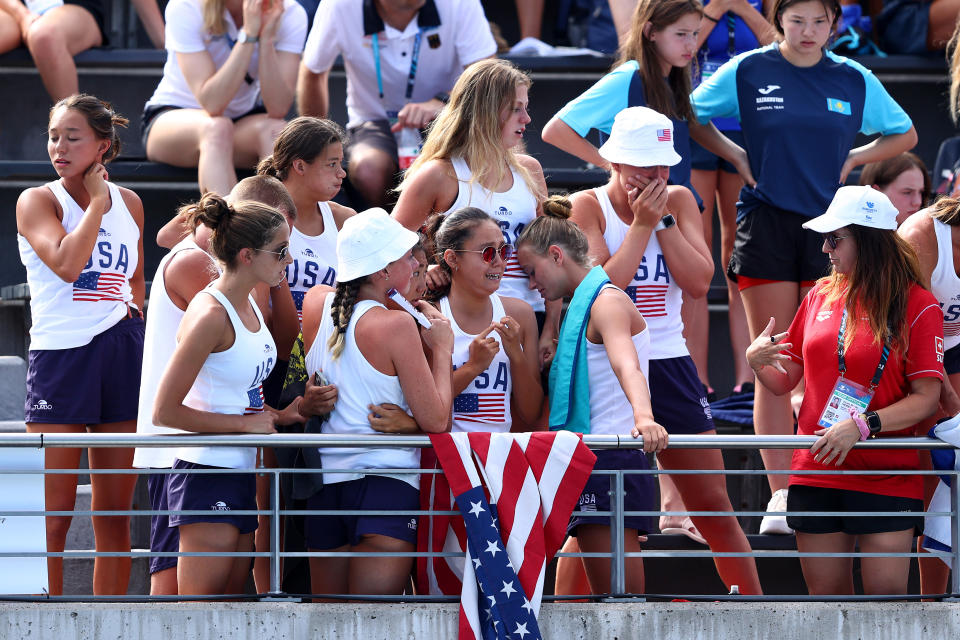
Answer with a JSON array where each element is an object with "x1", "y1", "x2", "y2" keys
[{"x1": 548, "y1": 266, "x2": 611, "y2": 434}]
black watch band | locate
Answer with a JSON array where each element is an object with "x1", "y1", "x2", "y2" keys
[
  {"x1": 655, "y1": 214, "x2": 676, "y2": 231},
  {"x1": 434, "y1": 91, "x2": 450, "y2": 104},
  {"x1": 864, "y1": 411, "x2": 881, "y2": 436}
]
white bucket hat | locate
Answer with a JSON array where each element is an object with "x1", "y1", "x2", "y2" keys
[
  {"x1": 802, "y1": 185, "x2": 899, "y2": 233},
  {"x1": 336, "y1": 208, "x2": 420, "y2": 282},
  {"x1": 598, "y1": 106, "x2": 682, "y2": 168}
]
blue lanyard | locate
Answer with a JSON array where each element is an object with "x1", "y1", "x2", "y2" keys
[
  {"x1": 837, "y1": 308, "x2": 890, "y2": 391},
  {"x1": 372, "y1": 29, "x2": 423, "y2": 102}
]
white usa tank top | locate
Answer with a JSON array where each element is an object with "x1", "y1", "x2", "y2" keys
[
  {"x1": 595, "y1": 187, "x2": 686, "y2": 360},
  {"x1": 18, "y1": 180, "x2": 139, "y2": 350},
  {"x1": 304, "y1": 295, "x2": 418, "y2": 488},
  {"x1": 440, "y1": 293, "x2": 513, "y2": 434},
  {"x1": 175, "y1": 287, "x2": 276, "y2": 469},
  {"x1": 286, "y1": 201, "x2": 338, "y2": 324},
  {"x1": 930, "y1": 216, "x2": 960, "y2": 350},
  {"x1": 134, "y1": 237, "x2": 220, "y2": 469},
  {"x1": 443, "y1": 157, "x2": 544, "y2": 312},
  {"x1": 586, "y1": 285, "x2": 651, "y2": 436}
]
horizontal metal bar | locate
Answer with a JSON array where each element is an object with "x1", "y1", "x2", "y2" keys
[{"x1": 0, "y1": 432, "x2": 956, "y2": 449}]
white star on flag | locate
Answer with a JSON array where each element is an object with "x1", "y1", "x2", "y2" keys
[
  {"x1": 500, "y1": 581, "x2": 517, "y2": 598},
  {"x1": 469, "y1": 501, "x2": 485, "y2": 517},
  {"x1": 514, "y1": 622, "x2": 530, "y2": 639},
  {"x1": 521, "y1": 598, "x2": 535, "y2": 614},
  {"x1": 484, "y1": 540, "x2": 500, "y2": 557}
]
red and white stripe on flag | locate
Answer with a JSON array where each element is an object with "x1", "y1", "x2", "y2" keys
[{"x1": 417, "y1": 432, "x2": 596, "y2": 639}]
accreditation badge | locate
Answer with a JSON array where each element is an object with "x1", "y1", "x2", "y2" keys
[{"x1": 817, "y1": 377, "x2": 873, "y2": 429}]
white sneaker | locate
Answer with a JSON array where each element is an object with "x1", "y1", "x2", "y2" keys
[{"x1": 759, "y1": 488, "x2": 794, "y2": 535}]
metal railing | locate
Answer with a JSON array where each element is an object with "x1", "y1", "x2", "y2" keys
[{"x1": 0, "y1": 432, "x2": 957, "y2": 601}]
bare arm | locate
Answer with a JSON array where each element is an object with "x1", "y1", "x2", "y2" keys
[
  {"x1": 897, "y1": 212, "x2": 937, "y2": 289},
  {"x1": 541, "y1": 116, "x2": 610, "y2": 170},
  {"x1": 745, "y1": 317, "x2": 804, "y2": 395},
  {"x1": 177, "y1": 47, "x2": 256, "y2": 117},
  {"x1": 120, "y1": 188, "x2": 147, "y2": 309},
  {"x1": 256, "y1": 2, "x2": 299, "y2": 118},
  {"x1": 153, "y1": 297, "x2": 277, "y2": 433},
  {"x1": 392, "y1": 160, "x2": 458, "y2": 230},
  {"x1": 841, "y1": 127, "x2": 919, "y2": 184},
  {"x1": 647, "y1": 186, "x2": 714, "y2": 297},
  {"x1": 590, "y1": 292, "x2": 668, "y2": 452},
  {"x1": 499, "y1": 297, "x2": 544, "y2": 428},
  {"x1": 688, "y1": 119, "x2": 756, "y2": 186},
  {"x1": 296, "y1": 66, "x2": 329, "y2": 117},
  {"x1": 391, "y1": 313, "x2": 455, "y2": 433},
  {"x1": 267, "y1": 279, "x2": 299, "y2": 360},
  {"x1": 16, "y1": 170, "x2": 110, "y2": 282}
]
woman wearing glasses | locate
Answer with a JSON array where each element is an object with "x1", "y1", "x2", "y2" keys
[
  {"x1": 152, "y1": 193, "x2": 305, "y2": 595},
  {"x1": 392, "y1": 59, "x2": 559, "y2": 370},
  {"x1": 424, "y1": 207, "x2": 543, "y2": 434},
  {"x1": 747, "y1": 186, "x2": 942, "y2": 595}
]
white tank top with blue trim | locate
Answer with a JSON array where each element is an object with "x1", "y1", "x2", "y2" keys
[
  {"x1": 286, "y1": 201, "x2": 338, "y2": 325},
  {"x1": 930, "y1": 216, "x2": 960, "y2": 351}
]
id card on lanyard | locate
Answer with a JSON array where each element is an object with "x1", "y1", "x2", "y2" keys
[{"x1": 817, "y1": 308, "x2": 891, "y2": 429}]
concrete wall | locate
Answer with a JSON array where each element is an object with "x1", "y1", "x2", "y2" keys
[{"x1": 1, "y1": 602, "x2": 958, "y2": 640}]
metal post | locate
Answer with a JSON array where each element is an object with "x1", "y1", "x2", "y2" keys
[
  {"x1": 952, "y1": 468, "x2": 960, "y2": 598},
  {"x1": 609, "y1": 470, "x2": 626, "y2": 597},
  {"x1": 270, "y1": 468, "x2": 282, "y2": 596}
]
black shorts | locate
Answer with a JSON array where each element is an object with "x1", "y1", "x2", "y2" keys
[
  {"x1": 786, "y1": 484, "x2": 924, "y2": 535},
  {"x1": 728, "y1": 202, "x2": 829, "y2": 283},
  {"x1": 140, "y1": 103, "x2": 269, "y2": 150},
  {"x1": 346, "y1": 119, "x2": 398, "y2": 163}
]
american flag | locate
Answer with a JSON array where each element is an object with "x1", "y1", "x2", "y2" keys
[
  {"x1": 72, "y1": 271, "x2": 125, "y2": 302},
  {"x1": 417, "y1": 432, "x2": 596, "y2": 640},
  {"x1": 944, "y1": 320, "x2": 960, "y2": 337},
  {"x1": 454, "y1": 392, "x2": 507, "y2": 424},
  {"x1": 245, "y1": 385, "x2": 264, "y2": 414},
  {"x1": 291, "y1": 290, "x2": 306, "y2": 324},
  {"x1": 656, "y1": 129, "x2": 671, "y2": 142},
  {"x1": 503, "y1": 255, "x2": 526, "y2": 279},
  {"x1": 625, "y1": 284, "x2": 669, "y2": 317}
]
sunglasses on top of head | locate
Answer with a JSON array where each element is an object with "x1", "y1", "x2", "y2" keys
[{"x1": 456, "y1": 243, "x2": 514, "y2": 263}]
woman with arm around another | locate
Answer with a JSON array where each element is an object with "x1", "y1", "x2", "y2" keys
[
  {"x1": 690, "y1": 0, "x2": 918, "y2": 531},
  {"x1": 392, "y1": 58, "x2": 560, "y2": 370},
  {"x1": 568, "y1": 106, "x2": 762, "y2": 594},
  {"x1": 298, "y1": 209, "x2": 455, "y2": 597},
  {"x1": 747, "y1": 186, "x2": 942, "y2": 595},
  {"x1": 152, "y1": 194, "x2": 304, "y2": 595},
  {"x1": 17, "y1": 95, "x2": 145, "y2": 596},
  {"x1": 142, "y1": 0, "x2": 307, "y2": 195},
  {"x1": 515, "y1": 201, "x2": 668, "y2": 595}
]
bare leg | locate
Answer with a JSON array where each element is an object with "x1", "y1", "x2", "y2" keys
[
  {"x1": 25, "y1": 4, "x2": 102, "y2": 102},
  {"x1": 145, "y1": 109, "x2": 237, "y2": 196},
  {"x1": 0, "y1": 12, "x2": 22, "y2": 54},
  {"x1": 150, "y1": 567, "x2": 178, "y2": 595},
  {"x1": 309, "y1": 546, "x2": 350, "y2": 602},
  {"x1": 87, "y1": 420, "x2": 138, "y2": 595},
  {"x1": 686, "y1": 168, "x2": 719, "y2": 391},
  {"x1": 177, "y1": 522, "x2": 244, "y2": 595},
  {"x1": 516, "y1": 0, "x2": 544, "y2": 39},
  {"x1": 795, "y1": 531, "x2": 855, "y2": 595},
  {"x1": 553, "y1": 537, "x2": 592, "y2": 598},
  {"x1": 348, "y1": 143, "x2": 397, "y2": 208},
  {"x1": 859, "y1": 529, "x2": 914, "y2": 596},
  {"x1": 26, "y1": 423, "x2": 83, "y2": 596},
  {"x1": 928, "y1": 0, "x2": 960, "y2": 49},
  {"x1": 348, "y1": 534, "x2": 414, "y2": 595},
  {"x1": 716, "y1": 170, "x2": 752, "y2": 387},
  {"x1": 575, "y1": 524, "x2": 645, "y2": 595}
]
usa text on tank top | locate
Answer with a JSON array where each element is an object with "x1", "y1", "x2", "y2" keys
[{"x1": 286, "y1": 201, "x2": 338, "y2": 325}]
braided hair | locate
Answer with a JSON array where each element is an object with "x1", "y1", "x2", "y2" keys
[{"x1": 327, "y1": 278, "x2": 366, "y2": 359}]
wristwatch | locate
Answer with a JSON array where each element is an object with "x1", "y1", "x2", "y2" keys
[
  {"x1": 237, "y1": 30, "x2": 258, "y2": 44},
  {"x1": 654, "y1": 214, "x2": 676, "y2": 232},
  {"x1": 863, "y1": 411, "x2": 882, "y2": 437}
]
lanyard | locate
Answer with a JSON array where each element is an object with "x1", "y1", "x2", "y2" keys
[
  {"x1": 372, "y1": 28, "x2": 423, "y2": 103},
  {"x1": 837, "y1": 308, "x2": 891, "y2": 392},
  {"x1": 725, "y1": 12, "x2": 736, "y2": 57}
]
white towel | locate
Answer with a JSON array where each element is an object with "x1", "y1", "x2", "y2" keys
[{"x1": 922, "y1": 413, "x2": 960, "y2": 565}]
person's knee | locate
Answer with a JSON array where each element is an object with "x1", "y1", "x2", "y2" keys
[
  {"x1": 257, "y1": 117, "x2": 287, "y2": 150},
  {"x1": 199, "y1": 116, "x2": 236, "y2": 150},
  {"x1": 25, "y1": 19, "x2": 66, "y2": 58},
  {"x1": 46, "y1": 516, "x2": 73, "y2": 544},
  {"x1": 349, "y1": 149, "x2": 395, "y2": 193}
]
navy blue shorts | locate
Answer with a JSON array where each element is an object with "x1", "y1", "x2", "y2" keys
[
  {"x1": 944, "y1": 343, "x2": 960, "y2": 376},
  {"x1": 304, "y1": 475, "x2": 419, "y2": 549},
  {"x1": 787, "y1": 484, "x2": 924, "y2": 535},
  {"x1": 649, "y1": 356, "x2": 715, "y2": 434},
  {"x1": 25, "y1": 315, "x2": 144, "y2": 424},
  {"x1": 690, "y1": 129, "x2": 745, "y2": 173},
  {"x1": 147, "y1": 471, "x2": 179, "y2": 574},
  {"x1": 568, "y1": 449, "x2": 656, "y2": 536},
  {"x1": 166, "y1": 460, "x2": 258, "y2": 534}
]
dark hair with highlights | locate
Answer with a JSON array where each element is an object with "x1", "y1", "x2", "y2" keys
[{"x1": 50, "y1": 94, "x2": 129, "y2": 164}]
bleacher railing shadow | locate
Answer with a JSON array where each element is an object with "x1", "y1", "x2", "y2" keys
[{"x1": 0, "y1": 433, "x2": 957, "y2": 601}]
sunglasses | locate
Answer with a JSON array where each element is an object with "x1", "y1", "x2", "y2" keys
[
  {"x1": 456, "y1": 244, "x2": 513, "y2": 263},
  {"x1": 257, "y1": 245, "x2": 290, "y2": 261},
  {"x1": 822, "y1": 233, "x2": 849, "y2": 250}
]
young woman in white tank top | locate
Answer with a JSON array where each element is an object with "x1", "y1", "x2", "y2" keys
[
  {"x1": 567, "y1": 108, "x2": 762, "y2": 595},
  {"x1": 298, "y1": 208, "x2": 455, "y2": 598},
  {"x1": 515, "y1": 199, "x2": 667, "y2": 595},
  {"x1": 392, "y1": 59, "x2": 562, "y2": 369},
  {"x1": 16, "y1": 96, "x2": 145, "y2": 596},
  {"x1": 152, "y1": 195, "x2": 305, "y2": 596},
  {"x1": 426, "y1": 207, "x2": 543, "y2": 433},
  {"x1": 898, "y1": 197, "x2": 960, "y2": 598}
]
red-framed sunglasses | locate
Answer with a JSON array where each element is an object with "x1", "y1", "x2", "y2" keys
[{"x1": 455, "y1": 243, "x2": 513, "y2": 263}]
